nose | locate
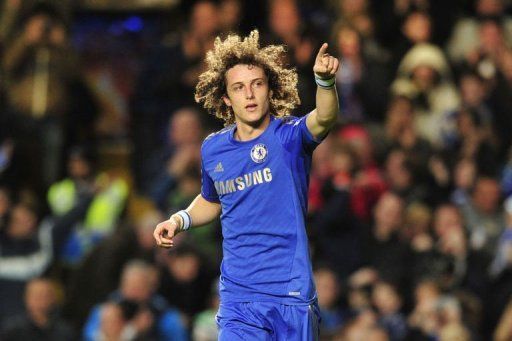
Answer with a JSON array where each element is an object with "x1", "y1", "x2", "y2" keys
[{"x1": 244, "y1": 86, "x2": 254, "y2": 99}]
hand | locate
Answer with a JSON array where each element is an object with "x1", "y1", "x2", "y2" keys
[
  {"x1": 313, "y1": 43, "x2": 340, "y2": 79},
  {"x1": 153, "y1": 215, "x2": 183, "y2": 248}
]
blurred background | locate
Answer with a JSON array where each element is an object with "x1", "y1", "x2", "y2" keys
[{"x1": 1, "y1": 0, "x2": 512, "y2": 340}]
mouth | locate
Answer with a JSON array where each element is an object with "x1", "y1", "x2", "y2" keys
[{"x1": 245, "y1": 103, "x2": 258, "y2": 111}]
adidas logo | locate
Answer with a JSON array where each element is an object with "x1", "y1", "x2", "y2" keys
[{"x1": 214, "y1": 162, "x2": 224, "y2": 172}]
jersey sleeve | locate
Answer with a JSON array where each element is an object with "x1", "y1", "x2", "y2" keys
[
  {"x1": 200, "y1": 152, "x2": 219, "y2": 203},
  {"x1": 276, "y1": 112, "x2": 326, "y2": 154}
]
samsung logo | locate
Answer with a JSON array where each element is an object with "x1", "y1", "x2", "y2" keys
[{"x1": 214, "y1": 168, "x2": 273, "y2": 195}]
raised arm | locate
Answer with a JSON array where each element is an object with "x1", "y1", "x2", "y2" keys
[
  {"x1": 153, "y1": 194, "x2": 221, "y2": 248},
  {"x1": 306, "y1": 43, "x2": 340, "y2": 140}
]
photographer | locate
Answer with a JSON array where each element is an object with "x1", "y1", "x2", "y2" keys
[{"x1": 83, "y1": 260, "x2": 188, "y2": 341}]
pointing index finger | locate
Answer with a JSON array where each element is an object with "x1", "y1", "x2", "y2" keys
[{"x1": 316, "y1": 43, "x2": 329, "y2": 61}]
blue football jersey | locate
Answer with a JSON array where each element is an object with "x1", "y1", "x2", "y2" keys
[{"x1": 201, "y1": 113, "x2": 322, "y2": 305}]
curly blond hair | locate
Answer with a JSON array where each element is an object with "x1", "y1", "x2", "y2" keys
[{"x1": 195, "y1": 30, "x2": 300, "y2": 126}]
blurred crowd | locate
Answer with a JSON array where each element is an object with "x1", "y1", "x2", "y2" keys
[{"x1": 1, "y1": 0, "x2": 512, "y2": 340}]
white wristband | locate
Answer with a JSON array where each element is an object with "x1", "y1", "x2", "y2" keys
[
  {"x1": 314, "y1": 74, "x2": 336, "y2": 89},
  {"x1": 175, "y1": 210, "x2": 192, "y2": 231}
]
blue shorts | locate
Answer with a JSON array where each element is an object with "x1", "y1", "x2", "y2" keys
[{"x1": 216, "y1": 301, "x2": 321, "y2": 340}]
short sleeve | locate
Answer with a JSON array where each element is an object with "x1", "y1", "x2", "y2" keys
[
  {"x1": 276, "y1": 112, "x2": 326, "y2": 154},
  {"x1": 200, "y1": 156, "x2": 219, "y2": 203}
]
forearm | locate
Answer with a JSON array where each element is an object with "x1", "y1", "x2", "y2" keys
[
  {"x1": 315, "y1": 85, "x2": 339, "y2": 128},
  {"x1": 307, "y1": 43, "x2": 340, "y2": 138},
  {"x1": 183, "y1": 194, "x2": 221, "y2": 228},
  {"x1": 306, "y1": 86, "x2": 339, "y2": 138}
]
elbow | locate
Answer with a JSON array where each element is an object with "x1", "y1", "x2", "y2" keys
[{"x1": 317, "y1": 111, "x2": 338, "y2": 129}]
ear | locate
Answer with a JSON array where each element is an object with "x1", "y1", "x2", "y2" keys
[{"x1": 222, "y1": 95, "x2": 232, "y2": 107}]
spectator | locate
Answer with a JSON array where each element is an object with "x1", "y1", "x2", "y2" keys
[
  {"x1": 331, "y1": 22, "x2": 391, "y2": 122},
  {"x1": 391, "y1": 43, "x2": 460, "y2": 146},
  {"x1": 158, "y1": 243, "x2": 215, "y2": 323},
  {"x1": 264, "y1": 0, "x2": 319, "y2": 113},
  {"x1": 63, "y1": 208, "x2": 163, "y2": 328},
  {"x1": 446, "y1": 0, "x2": 512, "y2": 65},
  {"x1": 83, "y1": 260, "x2": 187, "y2": 341},
  {"x1": 314, "y1": 266, "x2": 346, "y2": 337},
  {"x1": 2, "y1": 3, "x2": 97, "y2": 196},
  {"x1": 391, "y1": 10, "x2": 433, "y2": 70},
  {"x1": 192, "y1": 279, "x2": 220, "y2": 341},
  {"x1": 458, "y1": 176, "x2": 504, "y2": 258},
  {"x1": 360, "y1": 192, "x2": 410, "y2": 287},
  {"x1": 146, "y1": 107, "x2": 204, "y2": 209},
  {"x1": 372, "y1": 281, "x2": 408, "y2": 340},
  {"x1": 407, "y1": 279, "x2": 442, "y2": 339},
  {"x1": 47, "y1": 146, "x2": 129, "y2": 265},
  {"x1": 451, "y1": 157, "x2": 477, "y2": 201},
  {"x1": 218, "y1": 0, "x2": 243, "y2": 34},
  {"x1": 0, "y1": 192, "x2": 93, "y2": 325},
  {"x1": 131, "y1": 0, "x2": 220, "y2": 191},
  {"x1": 96, "y1": 302, "x2": 134, "y2": 341},
  {"x1": 0, "y1": 277, "x2": 75, "y2": 340}
]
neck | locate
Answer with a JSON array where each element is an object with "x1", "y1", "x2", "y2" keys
[
  {"x1": 30, "y1": 310, "x2": 49, "y2": 328},
  {"x1": 234, "y1": 114, "x2": 271, "y2": 141}
]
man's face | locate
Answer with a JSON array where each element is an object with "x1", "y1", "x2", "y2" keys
[
  {"x1": 25, "y1": 280, "x2": 56, "y2": 317},
  {"x1": 223, "y1": 64, "x2": 271, "y2": 127}
]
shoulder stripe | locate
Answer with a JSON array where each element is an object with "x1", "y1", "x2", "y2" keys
[{"x1": 204, "y1": 124, "x2": 235, "y2": 141}]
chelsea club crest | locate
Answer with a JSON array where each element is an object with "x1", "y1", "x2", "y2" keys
[{"x1": 251, "y1": 143, "x2": 268, "y2": 163}]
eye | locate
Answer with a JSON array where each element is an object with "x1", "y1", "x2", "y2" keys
[
  {"x1": 254, "y1": 80, "x2": 264, "y2": 87},
  {"x1": 233, "y1": 84, "x2": 243, "y2": 92}
]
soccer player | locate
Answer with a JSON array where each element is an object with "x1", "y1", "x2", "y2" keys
[{"x1": 153, "y1": 30, "x2": 339, "y2": 340}]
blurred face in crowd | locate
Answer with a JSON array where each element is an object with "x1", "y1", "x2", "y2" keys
[
  {"x1": 339, "y1": 0, "x2": 368, "y2": 16},
  {"x1": 476, "y1": 0, "x2": 503, "y2": 15},
  {"x1": 269, "y1": 0, "x2": 300, "y2": 38},
  {"x1": 385, "y1": 97, "x2": 414, "y2": 139},
  {"x1": 68, "y1": 154, "x2": 91, "y2": 179},
  {"x1": 219, "y1": 0, "x2": 242, "y2": 32},
  {"x1": 100, "y1": 303, "x2": 126, "y2": 339},
  {"x1": 460, "y1": 74, "x2": 486, "y2": 107},
  {"x1": 7, "y1": 204, "x2": 37, "y2": 239},
  {"x1": 190, "y1": 1, "x2": 219, "y2": 39},
  {"x1": 167, "y1": 252, "x2": 201, "y2": 283},
  {"x1": 339, "y1": 126, "x2": 373, "y2": 167},
  {"x1": 314, "y1": 268, "x2": 340, "y2": 309},
  {"x1": 414, "y1": 280, "x2": 440, "y2": 309},
  {"x1": 433, "y1": 205, "x2": 464, "y2": 238},
  {"x1": 223, "y1": 64, "x2": 271, "y2": 128},
  {"x1": 373, "y1": 192, "x2": 404, "y2": 235},
  {"x1": 456, "y1": 110, "x2": 478, "y2": 137},
  {"x1": 25, "y1": 279, "x2": 57, "y2": 319},
  {"x1": 136, "y1": 211, "x2": 164, "y2": 250},
  {"x1": 169, "y1": 109, "x2": 203, "y2": 146},
  {"x1": 402, "y1": 12, "x2": 431, "y2": 44},
  {"x1": 453, "y1": 158, "x2": 477, "y2": 190},
  {"x1": 336, "y1": 26, "x2": 361, "y2": 58},
  {"x1": 385, "y1": 150, "x2": 412, "y2": 191},
  {"x1": 412, "y1": 65, "x2": 437, "y2": 90},
  {"x1": 24, "y1": 12, "x2": 67, "y2": 46},
  {"x1": 472, "y1": 177, "x2": 501, "y2": 215},
  {"x1": 479, "y1": 20, "x2": 504, "y2": 54},
  {"x1": 404, "y1": 203, "x2": 432, "y2": 238},
  {"x1": 120, "y1": 265, "x2": 157, "y2": 302},
  {"x1": 372, "y1": 282, "x2": 402, "y2": 316}
]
